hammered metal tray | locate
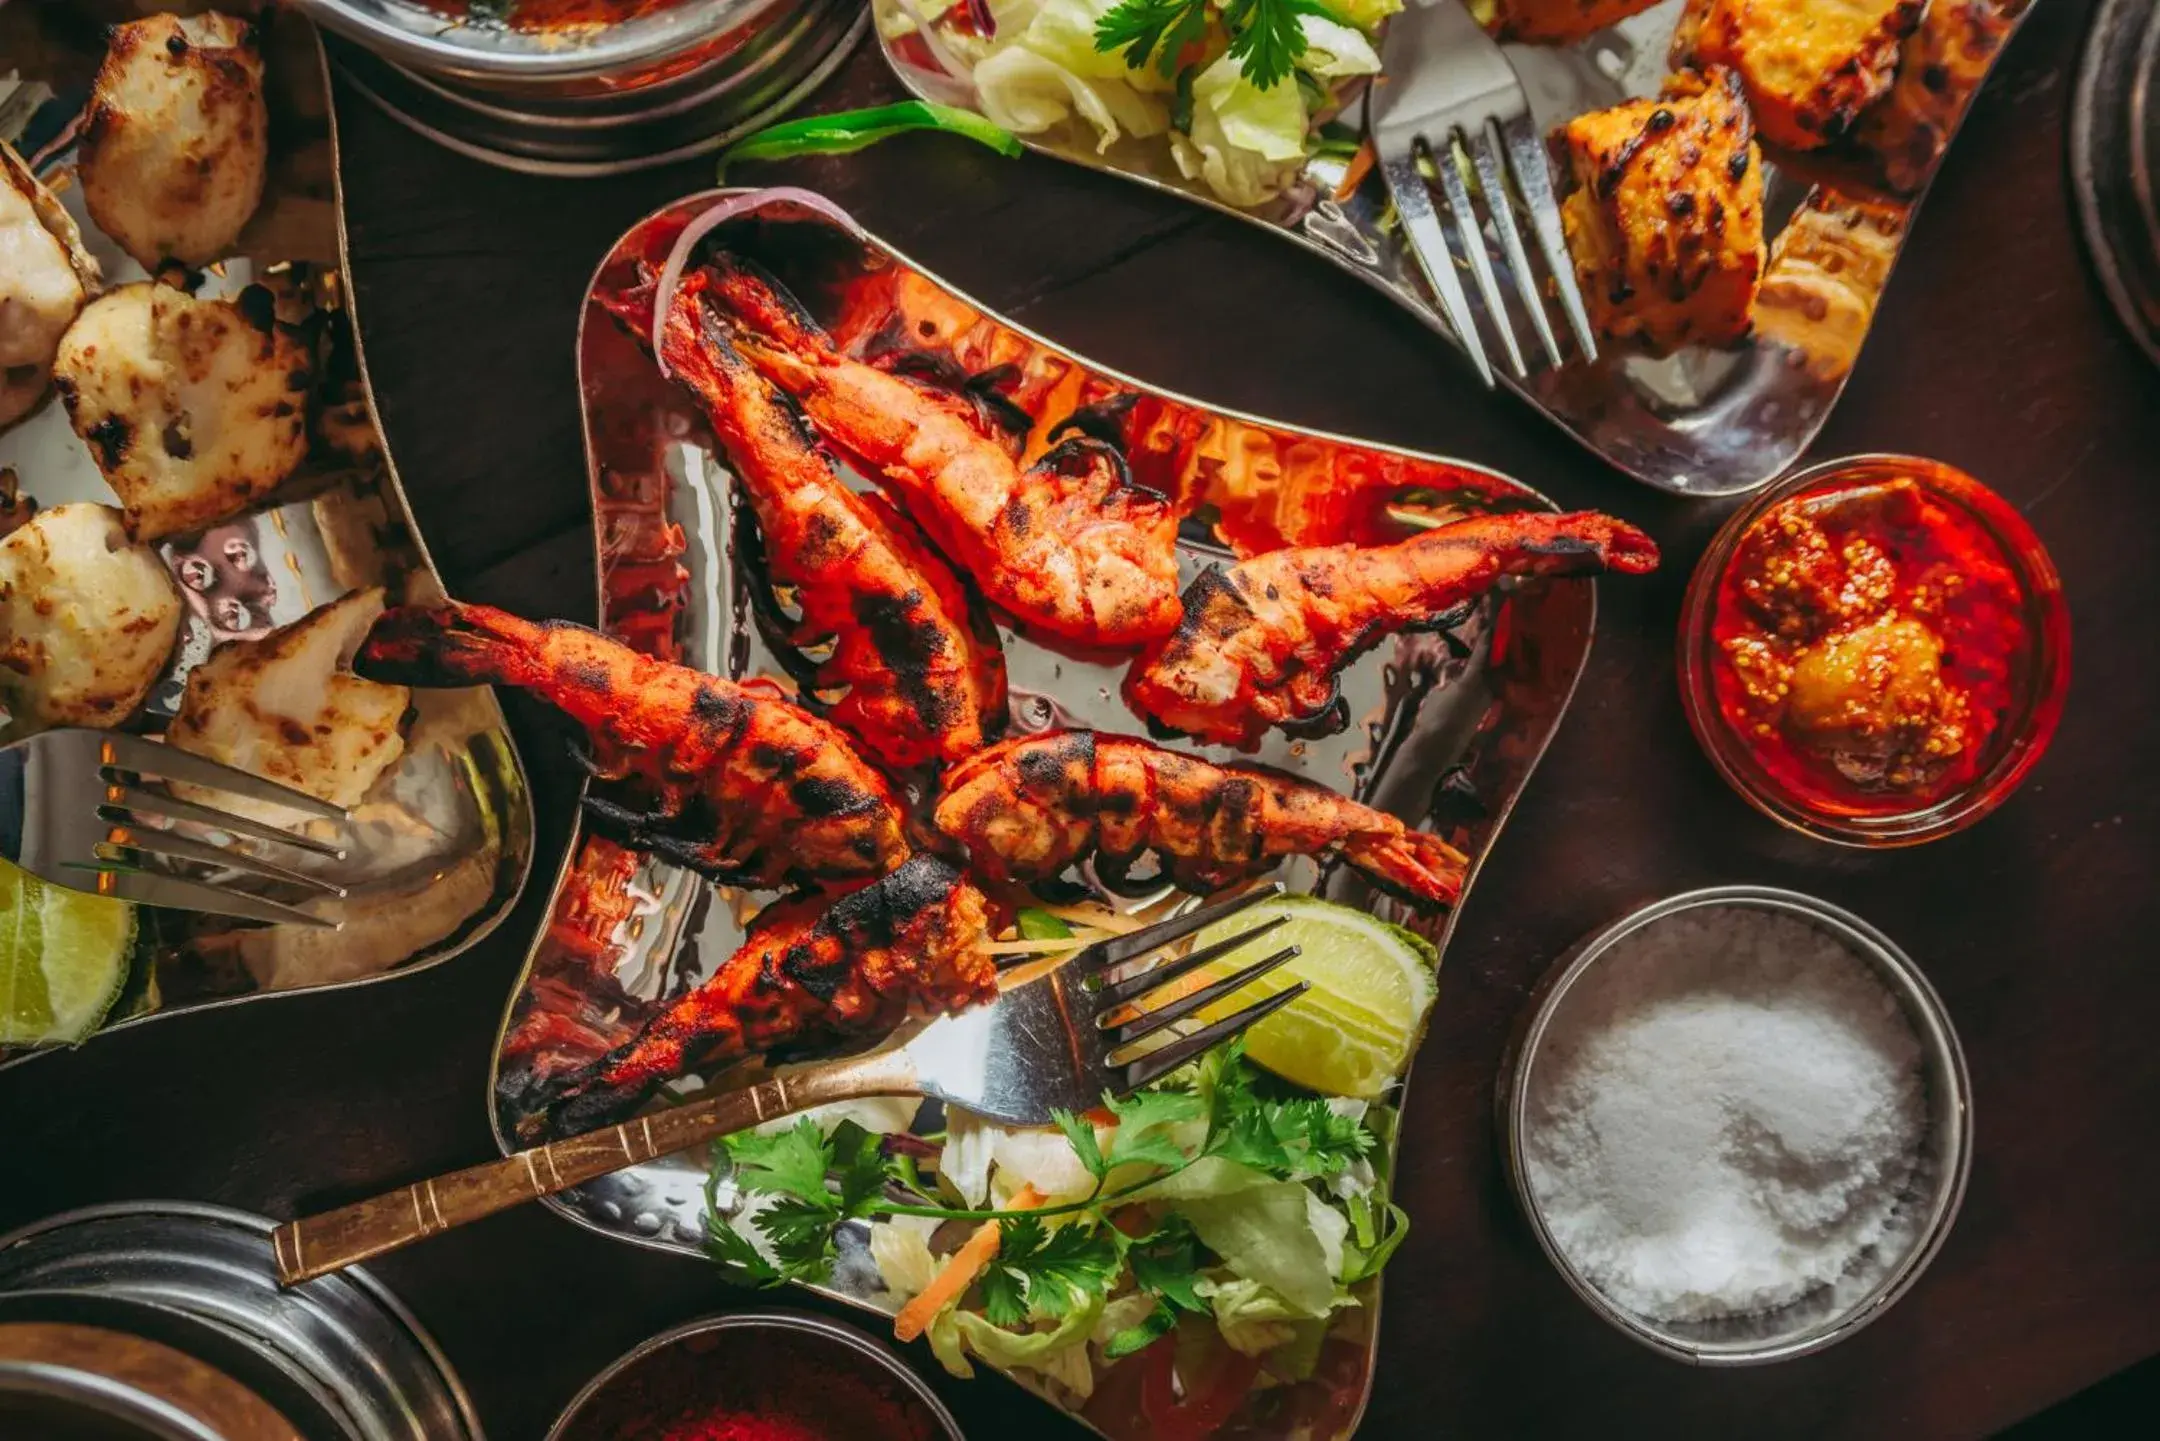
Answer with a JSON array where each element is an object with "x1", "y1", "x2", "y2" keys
[
  {"x1": 0, "y1": 7, "x2": 533, "y2": 1064},
  {"x1": 485, "y1": 189, "x2": 1604, "y2": 1438},
  {"x1": 876, "y1": 0, "x2": 2034, "y2": 496}
]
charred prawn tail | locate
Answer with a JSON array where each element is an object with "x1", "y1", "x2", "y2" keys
[
  {"x1": 1342, "y1": 828, "x2": 1469, "y2": 908},
  {"x1": 1519, "y1": 512, "x2": 1662, "y2": 576},
  {"x1": 704, "y1": 253, "x2": 832, "y2": 355},
  {"x1": 356, "y1": 601, "x2": 541, "y2": 689}
]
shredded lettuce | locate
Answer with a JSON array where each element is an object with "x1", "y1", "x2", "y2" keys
[
  {"x1": 928, "y1": 1289, "x2": 1107, "y2": 1381},
  {"x1": 1326, "y1": 0, "x2": 1404, "y2": 29},
  {"x1": 975, "y1": 46, "x2": 1171, "y2": 153},
  {"x1": 1296, "y1": 14, "x2": 1385, "y2": 80},
  {"x1": 1178, "y1": 1180, "x2": 1337, "y2": 1315},
  {"x1": 1193, "y1": 1274, "x2": 1356, "y2": 1356},
  {"x1": 868, "y1": 1217, "x2": 941, "y2": 1302}
]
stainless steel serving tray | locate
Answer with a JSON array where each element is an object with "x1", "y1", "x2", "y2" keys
[
  {"x1": 876, "y1": 0, "x2": 2035, "y2": 496},
  {"x1": 485, "y1": 188, "x2": 1607, "y2": 1439},
  {"x1": 0, "y1": 8, "x2": 533, "y2": 1064}
]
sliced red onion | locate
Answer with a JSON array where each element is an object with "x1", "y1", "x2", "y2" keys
[
  {"x1": 650, "y1": 188, "x2": 868, "y2": 379},
  {"x1": 891, "y1": 0, "x2": 977, "y2": 99},
  {"x1": 963, "y1": 0, "x2": 997, "y2": 37}
]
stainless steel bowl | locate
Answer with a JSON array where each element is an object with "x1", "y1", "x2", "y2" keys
[
  {"x1": 1497, "y1": 886, "x2": 1973, "y2": 1365},
  {"x1": 298, "y1": 0, "x2": 868, "y2": 174},
  {"x1": 547, "y1": 1310, "x2": 963, "y2": 1441}
]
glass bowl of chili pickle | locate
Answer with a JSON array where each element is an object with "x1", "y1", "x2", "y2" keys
[{"x1": 1679, "y1": 455, "x2": 2070, "y2": 846}]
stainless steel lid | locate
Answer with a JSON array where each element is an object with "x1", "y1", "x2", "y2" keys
[{"x1": 0, "y1": 1203, "x2": 482, "y2": 1441}]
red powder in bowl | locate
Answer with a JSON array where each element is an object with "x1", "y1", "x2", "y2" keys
[{"x1": 559, "y1": 1325, "x2": 944, "y2": 1441}]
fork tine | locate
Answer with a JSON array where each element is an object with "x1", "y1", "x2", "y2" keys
[
  {"x1": 1471, "y1": 120, "x2": 1563, "y2": 369},
  {"x1": 103, "y1": 787, "x2": 348, "y2": 860},
  {"x1": 97, "y1": 733, "x2": 348, "y2": 823},
  {"x1": 1106, "y1": 943, "x2": 1301, "y2": 1047},
  {"x1": 1502, "y1": 113, "x2": 1598, "y2": 363},
  {"x1": 1380, "y1": 149, "x2": 1495, "y2": 388},
  {"x1": 1096, "y1": 914, "x2": 1291, "y2": 1008},
  {"x1": 1432, "y1": 132, "x2": 1527, "y2": 380},
  {"x1": 1119, "y1": 982, "x2": 1312, "y2": 1091},
  {"x1": 1077, "y1": 882, "x2": 1284, "y2": 973},
  {"x1": 97, "y1": 829, "x2": 348, "y2": 898},
  {"x1": 98, "y1": 868, "x2": 339, "y2": 928}
]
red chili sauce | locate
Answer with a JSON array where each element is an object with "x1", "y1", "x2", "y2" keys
[
  {"x1": 558, "y1": 1328, "x2": 943, "y2": 1441},
  {"x1": 418, "y1": 1, "x2": 681, "y2": 32},
  {"x1": 1709, "y1": 476, "x2": 2029, "y2": 813}
]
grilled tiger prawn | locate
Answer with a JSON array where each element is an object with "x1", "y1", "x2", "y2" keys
[
  {"x1": 641, "y1": 267, "x2": 1006, "y2": 768},
  {"x1": 934, "y1": 730, "x2": 1469, "y2": 906},
  {"x1": 527, "y1": 856, "x2": 996, "y2": 1137},
  {"x1": 1127, "y1": 511, "x2": 1661, "y2": 749},
  {"x1": 703, "y1": 256, "x2": 1184, "y2": 649},
  {"x1": 358, "y1": 601, "x2": 910, "y2": 888}
]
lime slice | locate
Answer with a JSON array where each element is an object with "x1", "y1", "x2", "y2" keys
[
  {"x1": 1190, "y1": 896, "x2": 1440, "y2": 1098},
  {"x1": 0, "y1": 859, "x2": 136, "y2": 1047}
]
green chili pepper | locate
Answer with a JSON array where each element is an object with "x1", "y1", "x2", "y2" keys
[{"x1": 716, "y1": 101, "x2": 1023, "y2": 180}]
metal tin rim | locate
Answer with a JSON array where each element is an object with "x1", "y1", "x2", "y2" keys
[
  {"x1": 294, "y1": 0, "x2": 793, "y2": 84},
  {"x1": 0, "y1": 1359, "x2": 231, "y2": 1441},
  {"x1": 543, "y1": 1309, "x2": 965, "y2": 1441},
  {"x1": 0, "y1": 1201, "x2": 486, "y2": 1438},
  {"x1": 1674, "y1": 452, "x2": 2072, "y2": 849},
  {"x1": 1497, "y1": 885, "x2": 1974, "y2": 1366}
]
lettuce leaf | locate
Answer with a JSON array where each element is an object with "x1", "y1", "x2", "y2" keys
[
  {"x1": 975, "y1": 45, "x2": 1171, "y2": 152},
  {"x1": 1177, "y1": 1180, "x2": 1336, "y2": 1314},
  {"x1": 927, "y1": 1288, "x2": 1107, "y2": 1382}
]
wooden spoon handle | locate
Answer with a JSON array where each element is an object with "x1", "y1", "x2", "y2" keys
[{"x1": 270, "y1": 1048, "x2": 920, "y2": 1285}]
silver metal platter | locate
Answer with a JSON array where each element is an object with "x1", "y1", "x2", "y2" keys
[
  {"x1": 876, "y1": 0, "x2": 2036, "y2": 496},
  {"x1": 0, "y1": 1202, "x2": 483, "y2": 1441},
  {"x1": 485, "y1": 188, "x2": 1609, "y2": 1439},
  {"x1": 0, "y1": 8, "x2": 533, "y2": 1064}
]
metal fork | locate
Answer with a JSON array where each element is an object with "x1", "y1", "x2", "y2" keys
[
  {"x1": 0, "y1": 728, "x2": 349, "y2": 928},
  {"x1": 270, "y1": 885, "x2": 1308, "y2": 1283},
  {"x1": 1369, "y1": 0, "x2": 1597, "y2": 385}
]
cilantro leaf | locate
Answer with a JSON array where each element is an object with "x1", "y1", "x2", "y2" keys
[
  {"x1": 1269, "y1": 1097, "x2": 1375, "y2": 1178},
  {"x1": 1051, "y1": 1107, "x2": 1108, "y2": 1183},
  {"x1": 828, "y1": 1120, "x2": 890, "y2": 1216},
  {"x1": 1094, "y1": 0, "x2": 1210, "y2": 78},
  {"x1": 1127, "y1": 1216, "x2": 1207, "y2": 1313},
  {"x1": 989, "y1": 1216, "x2": 1122, "y2": 1321},
  {"x1": 1223, "y1": 0, "x2": 1322, "y2": 93},
  {"x1": 1105, "y1": 1088, "x2": 1204, "y2": 1172},
  {"x1": 703, "y1": 1213, "x2": 781, "y2": 1285},
  {"x1": 755, "y1": 1195, "x2": 845, "y2": 1279},
  {"x1": 1105, "y1": 1301, "x2": 1178, "y2": 1358},
  {"x1": 724, "y1": 1118, "x2": 835, "y2": 1201}
]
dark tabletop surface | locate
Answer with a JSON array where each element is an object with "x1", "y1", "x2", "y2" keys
[{"x1": 5, "y1": 1, "x2": 2158, "y2": 1436}]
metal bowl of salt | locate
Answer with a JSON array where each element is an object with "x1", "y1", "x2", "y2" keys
[{"x1": 1497, "y1": 885, "x2": 1973, "y2": 1365}]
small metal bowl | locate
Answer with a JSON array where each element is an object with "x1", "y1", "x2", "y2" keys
[
  {"x1": 547, "y1": 1310, "x2": 964, "y2": 1441},
  {"x1": 1498, "y1": 886, "x2": 1973, "y2": 1365}
]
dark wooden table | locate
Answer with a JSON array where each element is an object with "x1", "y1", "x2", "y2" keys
[{"x1": 5, "y1": 2, "x2": 2157, "y2": 1435}]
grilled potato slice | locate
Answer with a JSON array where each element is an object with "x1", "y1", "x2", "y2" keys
[
  {"x1": 0, "y1": 502, "x2": 181, "y2": 732},
  {"x1": 1489, "y1": 0, "x2": 1663, "y2": 42},
  {"x1": 1, "y1": 143, "x2": 99, "y2": 430},
  {"x1": 1685, "y1": 0, "x2": 1924, "y2": 151},
  {"x1": 52, "y1": 281, "x2": 310, "y2": 542},
  {"x1": 167, "y1": 587, "x2": 410, "y2": 819},
  {"x1": 79, "y1": 10, "x2": 268, "y2": 270},
  {"x1": 1857, "y1": 0, "x2": 2014, "y2": 191},
  {"x1": 1558, "y1": 68, "x2": 1767, "y2": 352}
]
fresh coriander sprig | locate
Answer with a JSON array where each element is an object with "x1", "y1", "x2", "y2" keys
[{"x1": 1093, "y1": 0, "x2": 1342, "y2": 92}]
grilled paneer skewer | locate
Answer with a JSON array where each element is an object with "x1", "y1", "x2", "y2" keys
[
  {"x1": 1678, "y1": 0, "x2": 1923, "y2": 152},
  {"x1": 1126, "y1": 511, "x2": 1661, "y2": 749},
  {"x1": 1559, "y1": 68, "x2": 1767, "y2": 353},
  {"x1": 704, "y1": 257, "x2": 1184, "y2": 649},
  {"x1": 358, "y1": 602, "x2": 910, "y2": 888},
  {"x1": 935, "y1": 731, "x2": 1470, "y2": 906},
  {"x1": 615, "y1": 266, "x2": 1007, "y2": 768},
  {"x1": 525, "y1": 856, "x2": 995, "y2": 1137}
]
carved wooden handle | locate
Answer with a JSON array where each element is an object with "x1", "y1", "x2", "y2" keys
[{"x1": 271, "y1": 1047, "x2": 921, "y2": 1285}]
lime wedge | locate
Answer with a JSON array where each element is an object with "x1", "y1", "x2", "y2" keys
[
  {"x1": 1191, "y1": 896, "x2": 1440, "y2": 1098},
  {"x1": 0, "y1": 859, "x2": 135, "y2": 1047}
]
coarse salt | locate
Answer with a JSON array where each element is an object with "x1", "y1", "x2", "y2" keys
[{"x1": 1524, "y1": 906, "x2": 1926, "y2": 1324}]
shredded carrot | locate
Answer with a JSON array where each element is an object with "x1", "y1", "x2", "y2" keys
[
  {"x1": 1334, "y1": 136, "x2": 1377, "y2": 203},
  {"x1": 892, "y1": 1183, "x2": 1048, "y2": 1343}
]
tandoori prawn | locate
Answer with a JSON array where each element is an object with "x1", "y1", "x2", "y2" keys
[
  {"x1": 527, "y1": 856, "x2": 995, "y2": 1137},
  {"x1": 703, "y1": 256, "x2": 1184, "y2": 648},
  {"x1": 358, "y1": 601, "x2": 911, "y2": 888},
  {"x1": 933, "y1": 730, "x2": 1469, "y2": 906},
  {"x1": 1126, "y1": 510, "x2": 1661, "y2": 748}
]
